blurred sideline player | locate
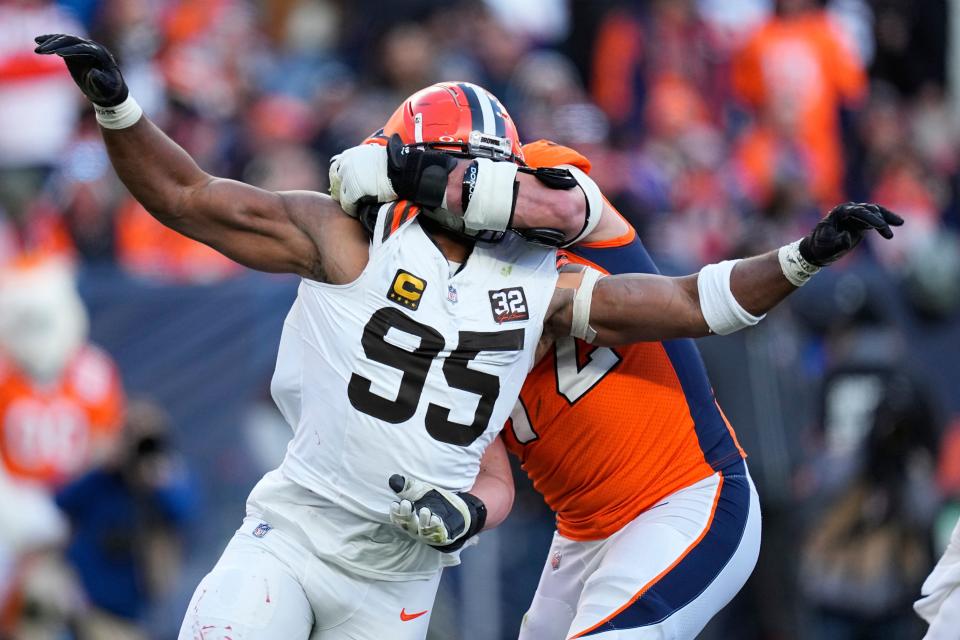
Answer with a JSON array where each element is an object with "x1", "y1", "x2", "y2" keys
[
  {"x1": 331, "y1": 114, "x2": 892, "y2": 638},
  {"x1": 0, "y1": 255, "x2": 124, "y2": 634},
  {"x1": 39, "y1": 33, "x2": 901, "y2": 640}
]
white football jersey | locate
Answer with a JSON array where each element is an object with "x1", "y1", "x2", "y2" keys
[{"x1": 247, "y1": 202, "x2": 558, "y2": 579}]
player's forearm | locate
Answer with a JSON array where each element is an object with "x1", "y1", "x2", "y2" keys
[
  {"x1": 729, "y1": 251, "x2": 796, "y2": 315},
  {"x1": 468, "y1": 468, "x2": 514, "y2": 531},
  {"x1": 584, "y1": 273, "x2": 710, "y2": 345},
  {"x1": 467, "y1": 437, "x2": 514, "y2": 530},
  {"x1": 102, "y1": 117, "x2": 210, "y2": 230},
  {"x1": 583, "y1": 252, "x2": 791, "y2": 345}
]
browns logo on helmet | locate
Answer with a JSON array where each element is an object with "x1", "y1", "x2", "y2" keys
[{"x1": 364, "y1": 82, "x2": 524, "y2": 165}]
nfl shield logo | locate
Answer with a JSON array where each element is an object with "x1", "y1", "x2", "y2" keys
[
  {"x1": 253, "y1": 522, "x2": 273, "y2": 538},
  {"x1": 447, "y1": 285, "x2": 458, "y2": 303},
  {"x1": 551, "y1": 551, "x2": 562, "y2": 570}
]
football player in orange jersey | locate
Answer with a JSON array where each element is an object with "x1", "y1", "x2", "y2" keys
[
  {"x1": 331, "y1": 102, "x2": 899, "y2": 638},
  {"x1": 0, "y1": 256, "x2": 124, "y2": 631},
  {"x1": 506, "y1": 141, "x2": 758, "y2": 639},
  {"x1": 0, "y1": 257, "x2": 125, "y2": 488}
]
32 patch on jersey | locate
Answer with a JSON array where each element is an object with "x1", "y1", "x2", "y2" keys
[
  {"x1": 388, "y1": 269, "x2": 427, "y2": 310},
  {"x1": 489, "y1": 287, "x2": 529, "y2": 323}
]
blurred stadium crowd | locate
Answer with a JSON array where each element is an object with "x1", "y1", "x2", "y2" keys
[{"x1": 1, "y1": 0, "x2": 959, "y2": 638}]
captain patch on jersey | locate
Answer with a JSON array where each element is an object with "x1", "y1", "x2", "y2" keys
[{"x1": 387, "y1": 269, "x2": 427, "y2": 310}]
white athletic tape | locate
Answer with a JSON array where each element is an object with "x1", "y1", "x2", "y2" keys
[
  {"x1": 777, "y1": 239, "x2": 820, "y2": 287},
  {"x1": 94, "y1": 95, "x2": 143, "y2": 130},
  {"x1": 697, "y1": 260, "x2": 764, "y2": 336},
  {"x1": 462, "y1": 158, "x2": 518, "y2": 233},
  {"x1": 571, "y1": 268, "x2": 603, "y2": 343}
]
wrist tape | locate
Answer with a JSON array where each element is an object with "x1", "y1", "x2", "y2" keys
[
  {"x1": 571, "y1": 267, "x2": 603, "y2": 343},
  {"x1": 462, "y1": 158, "x2": 519, "y2": 233},
  {"x1": 778, "y1": 239, "x2": 820, "y2": 287},
  {"x1": 697, "y1": 260, "x2": 764, "y2": 335},
  {"x1": 94, "y1": 95, "x2": 143, "y2": 130}
]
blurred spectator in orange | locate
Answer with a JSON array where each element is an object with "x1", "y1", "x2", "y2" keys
[
  {"x1": 732, "y1": 0, "x2": 867, "y2": 206},
  {"x1": 591, "y1": 0, "x2": 719, "y2": 140},
  {"x1": 625, "y1": 74, "x2": 743, "y2": 268},
  {"x1": 0, "y1": 256, "x2": 125, "y2": 488},
  {"x1": 115, "y1": 198, "x2": 242, "y2": 283}
]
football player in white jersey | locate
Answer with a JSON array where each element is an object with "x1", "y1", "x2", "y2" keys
[{"x1": 37, "y1": 34, "x2": 902, "y2": 640}]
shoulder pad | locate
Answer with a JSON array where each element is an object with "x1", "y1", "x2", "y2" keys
[{"x1": 521, "y1": 140, "x2": 592, "y2": 174}]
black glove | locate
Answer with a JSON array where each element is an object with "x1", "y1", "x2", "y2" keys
[
  {"x1": 800, "y1": 202, "x2": 904, "y2": 266},
  {"x1": 385, "y1": 134, "x2": 458, "y2": 210},
  {"x1": 34, "y1": 34, "x2": 128, "y2": 107}
]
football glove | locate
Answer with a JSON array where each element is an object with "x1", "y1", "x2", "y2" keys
[
  {"x1": 34, "y1": 34, "x2": 128, "y2": 107},
  {"x1": 388, "y1": 474, "x2": 487, "y2": 553},
  {"x1": 384, "y1": 134, "x2": 459, "y2": 210},
  {"x1": 800, "y1": 202, "x2": 903, "y2": 266},
  {"x1": 329, "y1": 144, "x2": 397, "y2": 217},
  {"x1": 328, "y1": 135, "x2": 457, "y2": 217}
]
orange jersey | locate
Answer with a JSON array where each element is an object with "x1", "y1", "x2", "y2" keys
[
  {"x1": 731, "y1": 11, "x2": 866, "y2": 203},
  {"x1": 502, "y1": 141, "x2": 745, "y2": 541},
  {"x1": 0, "y1": 345, "x2": 124, "y2": 487}
]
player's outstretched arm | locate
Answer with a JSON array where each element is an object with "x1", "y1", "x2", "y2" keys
[
  {"x1": 35, "y1": 34, "x2": 366, "y2": 282},
  {"x1": 546, "y1": 203, "x2": 903, "y2": 346}
]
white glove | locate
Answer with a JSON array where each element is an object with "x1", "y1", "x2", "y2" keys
[
  {"x1": 388, "y1": 474, "x2": 487, "y2": 552},
  {"x1": 329, "y1": 143, "x2": 397, "y2": 216}
]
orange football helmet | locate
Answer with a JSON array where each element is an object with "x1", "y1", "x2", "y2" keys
[{"x1": 365, "y1": 82, "x2": 524, "y2": 164}]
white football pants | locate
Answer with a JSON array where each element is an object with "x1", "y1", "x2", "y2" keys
[
  {"x1": 178, "y1": 518, "x2": 441, "y2": 640},
  {"x1": 519, "y1": 461, "x2": 760, "y2": 639}
]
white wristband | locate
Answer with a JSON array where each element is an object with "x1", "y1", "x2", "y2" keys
[
  {"x1": 94, "y1": 95, "x2": 143, "y2": 130},
  {"x1": 463, "y1": 158, "x2": 518, "y2": 233},
  {"x1": 778, "y1": 239, "x2": 820, "y2": 287},
  {"x1": 697, "y1": 260, "x2": 764, "y2": 336}
]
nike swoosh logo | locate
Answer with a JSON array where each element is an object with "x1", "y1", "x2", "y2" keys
[{"x1": 400, "y1": 608, "x2": 428, "y2": 622}]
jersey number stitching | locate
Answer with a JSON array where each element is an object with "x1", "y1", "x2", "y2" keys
[
  {"x1": 554, "y1": 337, "x2": 621, "y2": 403},
  {"x1": 508, "y1": 337, "x2": 620, "y2": 444},
  {"x1": 348, "y1": 307, "x2": 525, "y2": 446}
]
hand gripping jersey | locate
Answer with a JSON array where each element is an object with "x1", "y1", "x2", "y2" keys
[
  {"x1": 0, "y1": 346, "x2": 124, "y2": 487},
  {"x1": 502, "y1": 141, "x2": 746, "y2": 541},
  {"x1": 252, "y1": 201, "x2": 557, "y2": 578}
]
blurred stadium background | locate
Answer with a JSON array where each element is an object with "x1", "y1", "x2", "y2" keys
[{"x1": 1, "y1": 0, "x2": 959, "y2": 638}]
